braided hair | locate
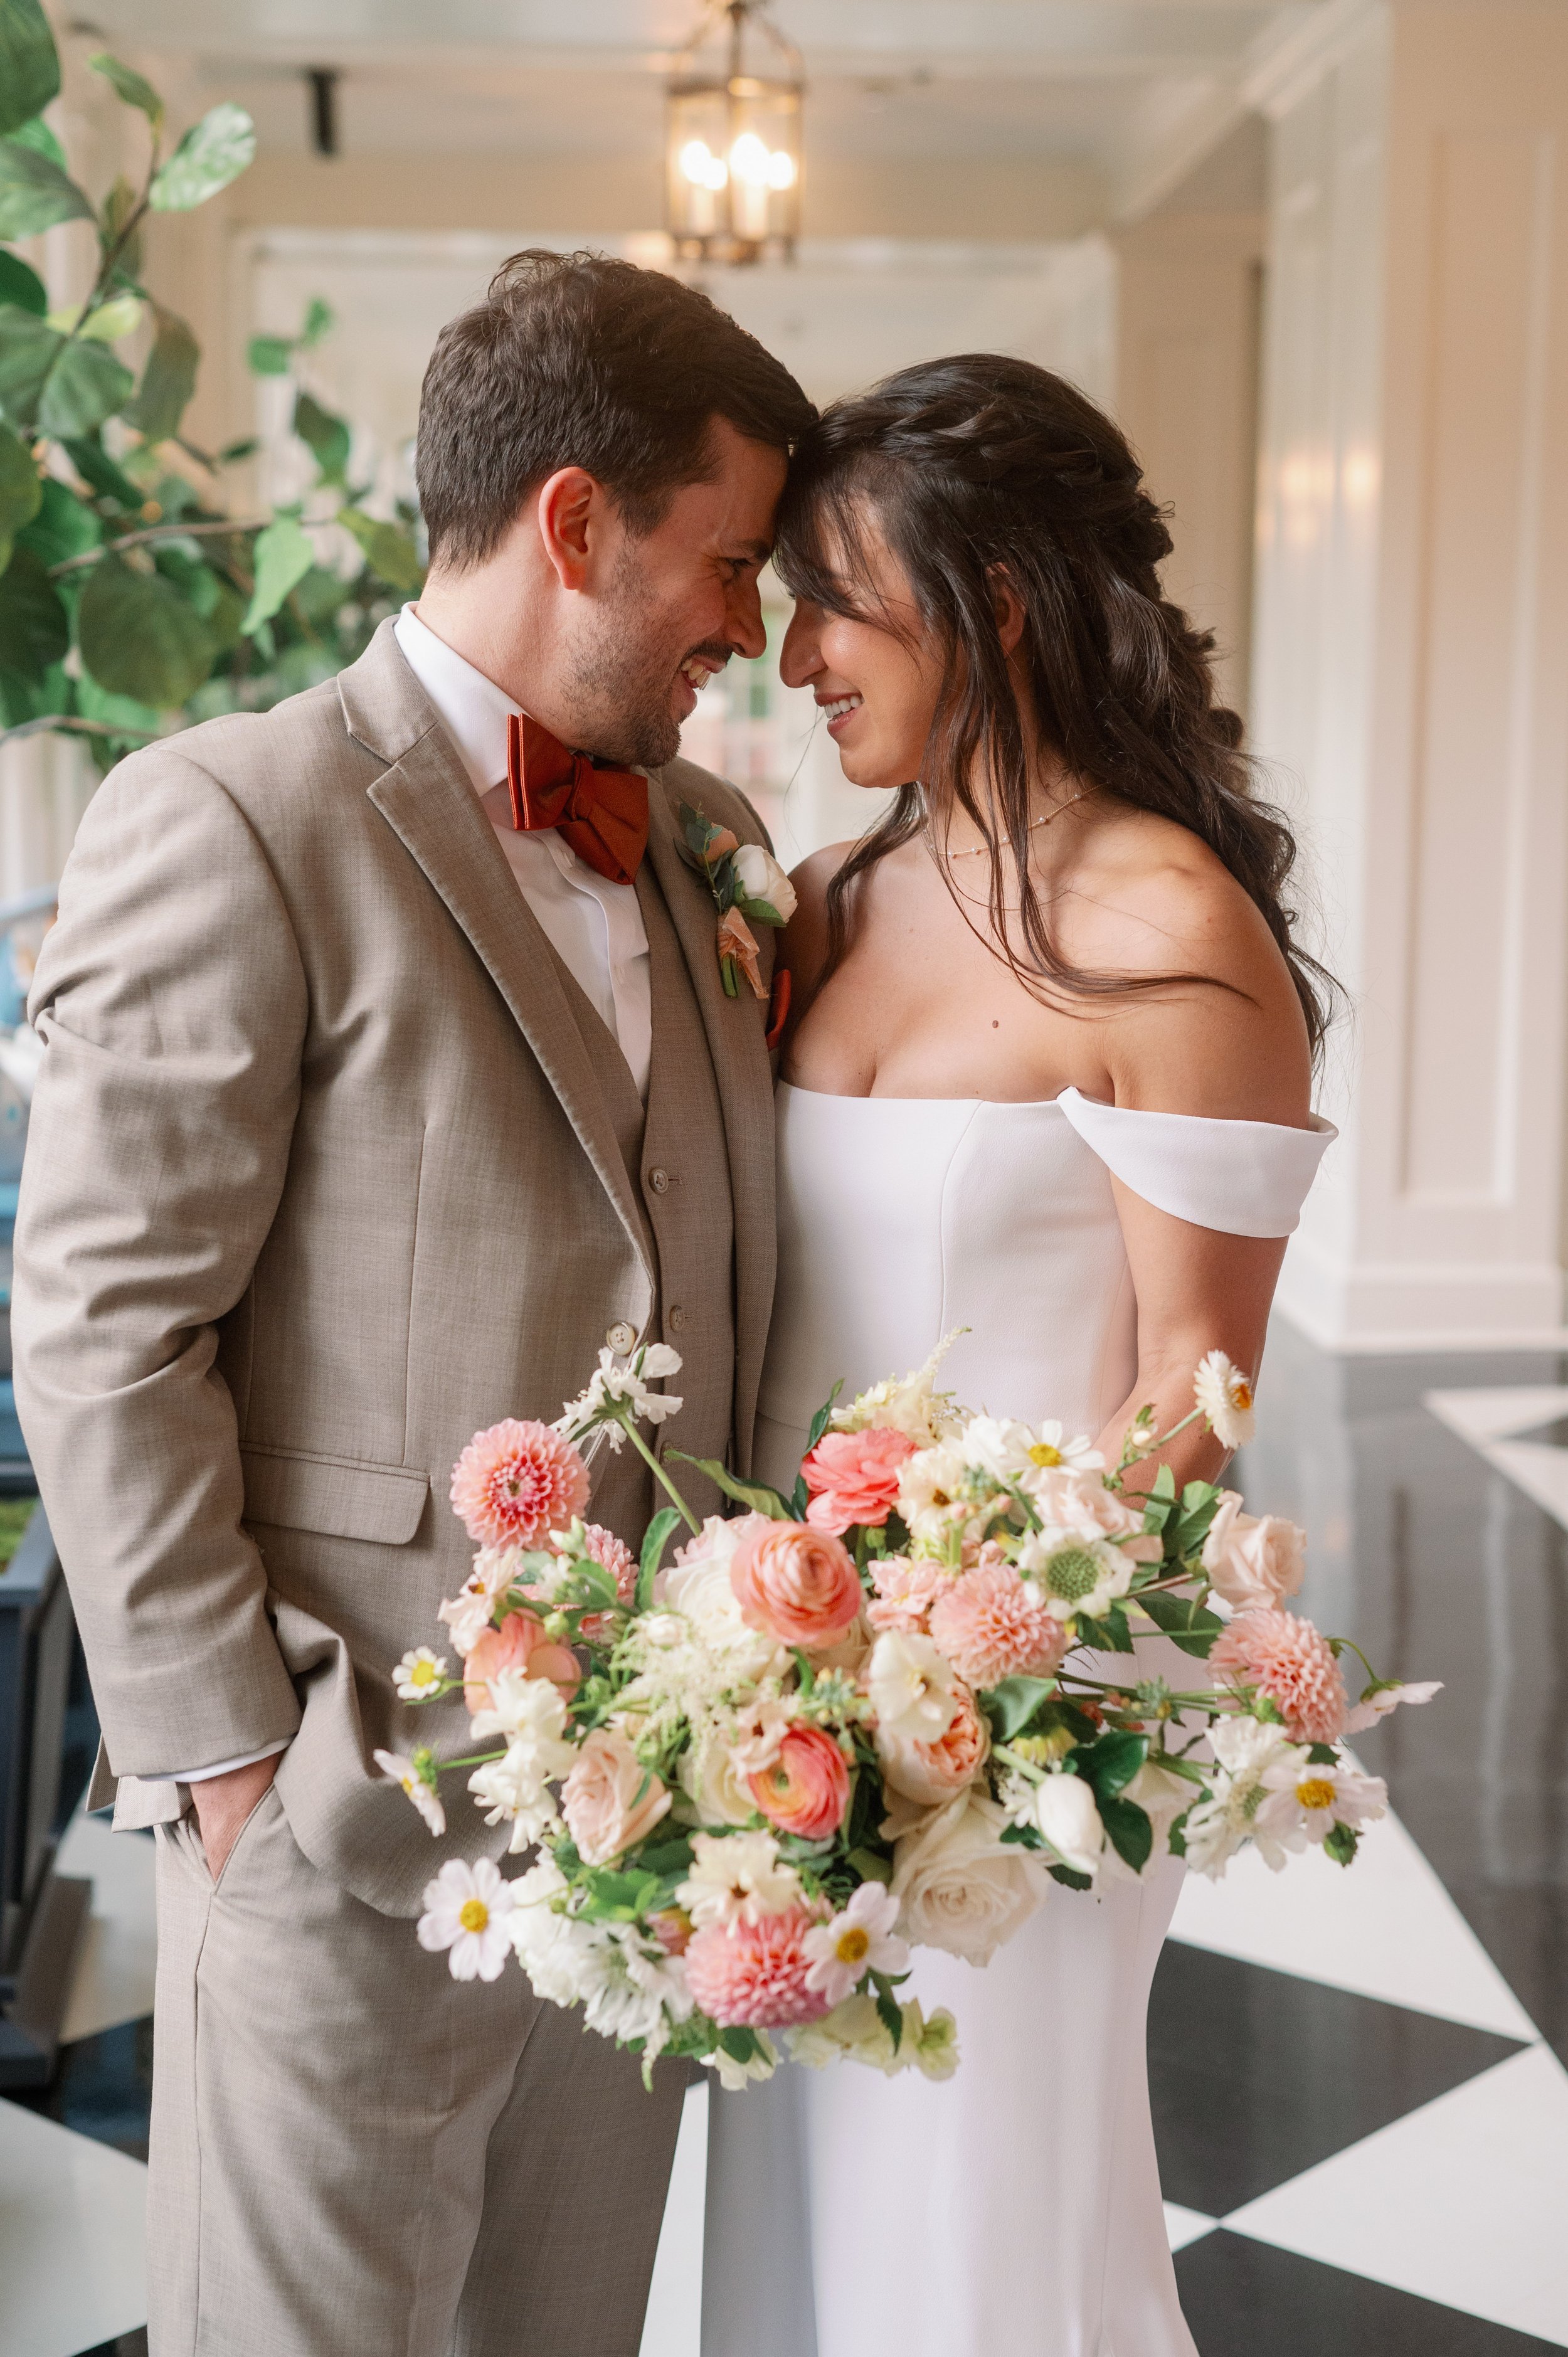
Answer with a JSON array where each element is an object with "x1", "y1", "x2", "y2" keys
[{"x1": 773, "y1": 354, "x2": 1335, "y2": 1058}]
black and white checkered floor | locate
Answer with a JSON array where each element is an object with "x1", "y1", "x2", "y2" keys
[{"x1": 6, "y1": 1323, "x2": 1568, "y2": 2355}]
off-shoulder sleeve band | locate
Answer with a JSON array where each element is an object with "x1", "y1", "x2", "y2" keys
[{"x1": 1056, "y1": 1087, "x2": 1335, "y2": 1238}]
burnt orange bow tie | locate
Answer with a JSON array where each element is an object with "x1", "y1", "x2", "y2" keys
[{"x1": 506, "y1": 712, "x2": 649, "y2": 888}]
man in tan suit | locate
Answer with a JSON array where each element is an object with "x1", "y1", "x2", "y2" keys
[{"x1": 12, "y1": 250, "x2": 813, "y2": 2356}]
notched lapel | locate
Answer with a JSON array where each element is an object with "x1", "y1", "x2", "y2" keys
[{"x1": 367, "y1": 724, "x2": 653, "y2": 1281}]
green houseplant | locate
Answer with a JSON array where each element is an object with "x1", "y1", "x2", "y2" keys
[{"x1": 0, "y1": 0, "x2": 423, "y2": 768}]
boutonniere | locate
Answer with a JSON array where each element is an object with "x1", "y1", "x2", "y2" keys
[{"x1": 678, "y1": 803, "x2": 798, "y2": 1000}]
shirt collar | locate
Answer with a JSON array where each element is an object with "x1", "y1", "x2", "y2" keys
[{"x1": 393, "y1": 601, "x2": 517, "y2": 795}]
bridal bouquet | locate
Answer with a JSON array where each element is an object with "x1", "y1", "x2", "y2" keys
[{"x1": 382, "y1": 1340, "x2": 1436, "y2": 2090}]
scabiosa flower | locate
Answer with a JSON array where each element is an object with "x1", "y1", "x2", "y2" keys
[
  {"x1": 417, "y1": 1856, "x2": 516, "y2": 1981},
  {"x1": 801, "y1": 1883, "x2": 909, "y2": 2008},
  {"x1": 450, "y1": 1419, "x2": 590, "y2": 1549},
  {"x1": 928, "y1": 1557, "x2": 1069, "y2": 1688},
  {"x1": 1210, "y1": 1608, "x2": 1348, "y2": 1742},
  {"x1": 802, "y1": 1425, "x2": 918, "y2": 1535},
  {"x1": 685, "y1": 1905, "x2": 830, "y2": 2029},
  {"x1": 374, "y1": 1746, "x2": 446, "y2": 1836},
  {"x1": 393, "y1": 1646, "x2": 447, "y2": 1702},
  {"x1": 1194, "y1": 1350, "x2": 1256, "y2": 1449}
]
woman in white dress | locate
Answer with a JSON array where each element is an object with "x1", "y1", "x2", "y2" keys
[{"x1": 702, "y1": 356, "x2": 1337, "y2": 2357}]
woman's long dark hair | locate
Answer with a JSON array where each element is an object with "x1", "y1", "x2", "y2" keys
[{"x1": 773, "y1": 354, "x2": 1335, "y2": 1059}]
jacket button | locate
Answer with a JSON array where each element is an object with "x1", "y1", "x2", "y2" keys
[
  {"x1": 668, "y1": 1305, "x2": 687, "y2": 1332},
  {"x1": 606, "y1": 1322, "x2": 636, "y2": 1352},
  {"x1": 647, "y1": 1167, "x2": 670, "y2": 1194}
]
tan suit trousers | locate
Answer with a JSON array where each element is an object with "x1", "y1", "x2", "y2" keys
[{"x1": 149, "y1": 1788, "x2": 686, "y2": 2356}]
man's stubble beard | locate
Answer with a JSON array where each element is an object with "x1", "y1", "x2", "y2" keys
[{"x1": 563, "y1": 543, "x2": 689, "y2": 771}]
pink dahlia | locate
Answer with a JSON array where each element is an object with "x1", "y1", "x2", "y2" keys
[
  {"x1": 576, "y1": 1522, "x2": 638, "y2": 1643},
  {"x1": 1210, "y1": 1608, "x2": 1348, "y2": 1743},
  {"x1": 802, "y1": 1426, "x2": 918, "y2": 1535},
  {"x1": 684, "y1": 1906, "x2": 830, "y2": 2029},
  {"x1": 928, "y1": 1558, "x2": 1069, "y2": 1688},
  {"x1": 867, "y1": 1554, "x2": 952, "y2": 1636},
  {"x1": 450, "y1": 1419, "x2": 590, "y2": 1549}
]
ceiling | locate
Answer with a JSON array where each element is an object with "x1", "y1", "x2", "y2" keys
[{"x1": 66, "y1": 0, "x2": 1327, "y2": 219}]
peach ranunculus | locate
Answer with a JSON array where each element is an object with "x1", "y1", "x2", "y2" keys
[
  {"x1": 559, "y1": 1727, "x2": 671, "y2": 1865},
  {"x1": 748, "y1": 1723, "x2": 852, "y2": 1840},
  {"x1": 464, "y1": 1608, "x2": 581, "y2": 1713},
  {"x1": 802, "y1": 1426, "x2": 918, "y2": 1535},
  {"x1": 876, "y1": 1675, "x2": 990, "y2": 1807},
  {"x1": 730, "y1": 1519, "x2": 862, "y2": 1650},
  {"x1": 1200, "y1": 1492, "x2": 1307, "y2": 1613}
]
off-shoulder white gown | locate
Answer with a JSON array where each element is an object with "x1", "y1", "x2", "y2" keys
[{"x1": 702, "y1": 1084, "x2": 1333, "y2": 2357}]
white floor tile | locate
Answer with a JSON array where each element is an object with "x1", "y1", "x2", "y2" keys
[
  {"x1": 56, "y1": 1809, "x2": 157, "y2": 2045},
  {"x1": 1226, "y1": 2044, "x2": 1568, "y2": 2347},
  {"x1": 1168, "y1": 1800, "x2": 1539, "y2": 2044},
  {"x1": 640, "y1": 2078, "x2": 707, "y2": 2357},
  {"x1": 1163, "y1": 2202, "x2": 1217, "y2": 2253},
  {"x1": 0, "y1": 2100, "x2": 147, "y2": 2356}
]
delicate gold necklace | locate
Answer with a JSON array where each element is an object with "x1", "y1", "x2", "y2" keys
[{"x1": 942, "y1": 785, "x2": 1097, "y2": 859}]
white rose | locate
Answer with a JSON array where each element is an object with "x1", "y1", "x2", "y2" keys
[
  {"x1": 1034, "y1": 1772, "x2": 1106, "y2": 1878},
  {"x1": 1200, "y1": 1493, "x2": 1306, "y2": 1611},
  {"x1": 658, "y1": 1513, "x2": 784, "y2": 1680},
  {"x1": 678, "y1": 1727, "x2": 760, "y2": 1828},
  {"x1": 867, "y1": 1630, "x2": 960, "y2": 1742},
  {"x1": 891, "y1": 1791, "x2": 1048, "y2": 1963},
  {"x1": 730, "y1": 842, "x2": 798, "y2": 923}
]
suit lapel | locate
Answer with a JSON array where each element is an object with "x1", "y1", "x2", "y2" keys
[
  {"x1": 342, "y1": 627, "x2": 654, "y2": 1283},
  {"x1": 641, "y1": 780, "x2": 778, "y2": 1472}
]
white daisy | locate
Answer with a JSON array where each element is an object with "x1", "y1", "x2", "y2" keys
[
  {"x1": 374, "y1": 1746, "x2": 446, "y2": 1836},
  {"x1": 802, "y1": 1884, "x2": 909, "y2": 2008},
  {"x1": 1193, "y1": 1350, "x2": 1257, "y2": 1449},
  {"x1": 416, "y1": 1856, "x2": 516, "y2": 1981},
  {"x1": 393, "y1": 1646, "x2": 448, "y2": 1702},
  {"x1": 1255, "y1": 1754, "x2": 1387, "y2": 1849}
]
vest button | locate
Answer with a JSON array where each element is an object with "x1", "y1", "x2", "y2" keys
[
  {"x1": 668, "y1": 1305, "x2": 687, "y2": 1332},
  {"x1": 648, "y1": 1167, "x2": 670, "y2": 1193},
  {"x1": 606, "y1": 1321, "x2": 636, "y2": 1353}
]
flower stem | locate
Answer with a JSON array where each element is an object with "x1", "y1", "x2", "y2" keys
[{"x1": 622, "y1": 1416, "x2": 701, "y2": 1533}]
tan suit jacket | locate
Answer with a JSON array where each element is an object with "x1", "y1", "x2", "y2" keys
[{"x1": 13, "y1": 617, "x2": 777, "y2": 1914}]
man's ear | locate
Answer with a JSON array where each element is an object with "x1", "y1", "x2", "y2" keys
[{"x1": 536, "y1": 466, "x2": 603, "y2": 592}]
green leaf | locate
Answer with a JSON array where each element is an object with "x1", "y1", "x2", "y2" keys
[
  {"x1": 100, "y1": 172, "x2": 143, "y2": 280},
  {"x1": 804, "y1": 1384, "x2": 842, "y2": 1458},
  {"x1": 981, "y1": 1675, "x2": 1059, "y2": 1742},
  {"x1": 0, "y1": 252, "x2": 45, "y2": 318},
  {"x1": 844, "y1": 1845, "x2": 892, "y2": 1885},
  {"x1": 1099, "y1": 1794, "x2": 1153, "y2": 1872},
  {"x1": 717, "y1": 2025, "x2": 761, "y2": 2065},
  {"x1": 246, "y1": 334, "x2": 294, "y2": 378},
  {"x1": 1135, "y1": 1590, "x2": 1224, "y2": 1640},
  {"x1": 292, "y1": 388, "x2": 350, "y2": 485},
  {"x1": 125, "y1": 306, "x2": 199, "y2": 442},
  {"x1": 75, "y1": 668, "x2": 161, "y2": 741},
  {"x1": 338, "y1": 506, "x2": 423, "y2": 594},
  {"x1": 49, "y1": 293, "x2": 143, "y2": 346},
  {"x1": 1048, "y1": 1861, "x2": 1093, "y2": 1891},
  {"x1": 37, "y1": 337, "x2": 133, "y2": 438},
  {"x1": 16, "y1": 477, "x2": 97, "y2": 570},
  {"x1": 1323, "y1": 1821, "x2": 1360, "y2": 1868},
  {"x1": 149, "y1": 102, "x2": 255, "y2": 211},
  {"x1": 300, "y1": 297, "x2": 334, "y2": 347},
  {"x1": 631, "y1": 1833, "x2": 693, "y2": 1878},
  {"x1": 999, "y1": 1820, "x2": 1044, "y2": 1850},
  {"x1": 666, "y1": 1453, "x2": 790, "y2": 1520},
  {"x1": 1167, "y1": 1808, "x2": 1190, "y2": 1857},
  {"x1": 736, "y1": 894, "x2": 786, "y2": 928},
  {"x1": 1075, "y1": 1727, "x2": 1148, "y2": 1800},
  {"x1": 637, "y1": 1505, "x2": 682, "y2": 1611},
  {"x1": 0, "y1": 136, "x2": 93, "y2": 239},
  {"x1": 0, "y1": 2, "x2": 60, "y2": 139},
  {"x1": 241, "y1": 512, "x2": 313, "y2": 635},
  {"x1": 59, "y1": 434, "x2": 142, "y2": 510},
  {"x1": 0, "y1": 420, "x2": 40, "y2": 571},
  {"x1": 873, "y1": 1983, "x2": 903, "y2": 2050},
  {"x1": 78, "y1": 550, "x2": 215, "y2": 706},
  {"x1": 90, "y1": 51, "x2": 163, "y2": 127},
  {"x1": 0, "y1": 543, "x2": 67, "y2": 679}
]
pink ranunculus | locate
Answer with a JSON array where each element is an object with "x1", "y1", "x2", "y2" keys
[
  {"x1": 730, "y1": 1520, "x2": 862, "y2": 1651},
  {"x1": 450, "y1": 1419, "x2": 590, "y2": 1549},
  {"x1": 464, "y1": 1609, "x2": 581, "y2": 1713},
  {"x1": 1210, "y1": 1607, "x2": 1347, "y2": 1743},
  {"x1": 684, "y1": 1905, "x2": 830, "y2": 2028},
  {"x1": 866, "y1": 1555, "x2": 952, "y2": 1636},
  {"x1": 575, "y1": 1522, "x2": 639, "y2": 1644},
  {"x1": 802, "y1": 1426, "x2": 919, "y2": 1535},
  {"x1": 876, "y1": 1675, "x2": 990, "y2": 1806},
  {"x1": 928, "y1": 1559, "x2": 1069, "y2": 1689},
  {"x1": 559, "y1": 1727, "x2": 671, "y2": 1865},
  {"x1": 748, "y1": 1723, "x2": 852, "y2": 1840}
]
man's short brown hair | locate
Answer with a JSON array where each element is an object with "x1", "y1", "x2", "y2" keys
[{"x1": 415, "y1": 248, "x2": 816, "y2": 569}]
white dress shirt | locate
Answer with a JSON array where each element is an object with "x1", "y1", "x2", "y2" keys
[{"x1": 147, "y1": 608, "x2": 655, "y2": 1801}]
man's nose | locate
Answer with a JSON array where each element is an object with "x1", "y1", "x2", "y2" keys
[{"x1": 727, "y1": 575, "x2": 768, "y2": 662}]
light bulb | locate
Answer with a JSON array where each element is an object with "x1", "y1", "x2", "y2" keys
[
  {"x1": 679, "y1": 137, "x2": 728, "y2": 190},
  {"x1": 729, "y1": 130, "x2": 772, "y2": 187},
  {"x1": 766, "y1": 149, "x2": 796, "y2": 190}
]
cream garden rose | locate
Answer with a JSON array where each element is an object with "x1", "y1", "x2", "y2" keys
[
  {"x1": 891, "y1": 1790, "x2": 1049, "y2": 1963},
  {"x1": 560, "y1": 1728, "x2": 671, "y2": 1864},
  {"x1": 1200, "y1": 1491, "x2": 1307, "y2": 1612}
]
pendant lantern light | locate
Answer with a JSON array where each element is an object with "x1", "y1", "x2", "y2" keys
[{"x1": 667, "y1": 1, "x2": 802, "y2": 265}]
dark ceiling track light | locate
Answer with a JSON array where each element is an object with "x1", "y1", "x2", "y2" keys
[{"x1": 307, "y1": 67, "x2": 339, "y2": 159}]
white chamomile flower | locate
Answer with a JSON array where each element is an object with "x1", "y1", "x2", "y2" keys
[
  {"x1": 416, "y1": 1856, "x2": 516, "y2": 1981},
  {"x1": 393, "y1": 1646, "x2": 448, "y2": 1702},
  {"x1": 374, "y1": 1746, "x2": 446, "y2": 1836},
  {"x1": 1013, "y1": 1527, "x2": 1134, "y2": 1624},
  {"x1": 802, "y1": 1884, "x2": 910, "y2": 2008},
  {"x1": 1193, "y1": 1350, "x2": 1256, "y2": 1449},
  {"x1": 1256, "y1": 1754, "x2": 1386, "y2": 1849},
  {"x1": 676, "y1": 1830, "x2": 801, "y2": 1931}
]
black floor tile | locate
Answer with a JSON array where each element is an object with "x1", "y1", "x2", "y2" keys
[
  {"x1": 1176, "y1": 2232, "x2": 1564, "y2": 2356},
  {"x1": 15, "y1": 2016, "x2": 153, "y2": 2160},
  {"x1": 1149, "y1": 1944, "x2": 1523, "y2": 2215},
  {"x1": 75, "y1": 2338, "x2": 146, "y2": 2357}
]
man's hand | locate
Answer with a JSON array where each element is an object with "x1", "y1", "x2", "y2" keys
[{"x1": 191, "y1": 1752, "x2": 280, "y2": 1881}]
